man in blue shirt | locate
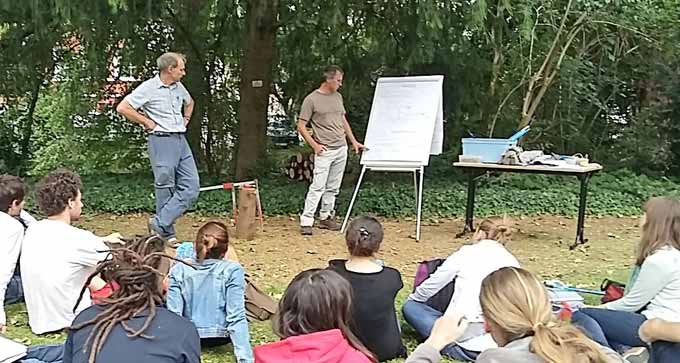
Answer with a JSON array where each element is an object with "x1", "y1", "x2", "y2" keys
[{"x1": 116, "y1": 52, "x2": 200, "y2": 243}]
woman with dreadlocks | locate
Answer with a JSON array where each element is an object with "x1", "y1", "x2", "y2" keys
[{"x1": 62, "y1": 234, "x2": 200, "y2": 363}]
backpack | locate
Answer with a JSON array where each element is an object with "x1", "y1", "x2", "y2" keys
[
  {"x1": 413, "y1": 258, "x2": 455, "y2": 313},
  {"x1": 600, "y1": 279, "x2": 625, "y2": 304},
  {"x1": 245, "y1": 275, "x2": 278, "y2": 321}
]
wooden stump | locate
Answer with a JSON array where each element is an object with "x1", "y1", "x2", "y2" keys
[{"x1": 235, "y1": 187, "x2": 258, "y2": 240}]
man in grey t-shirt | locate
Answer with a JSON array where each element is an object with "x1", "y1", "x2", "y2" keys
[
  {"x1": 297, "y1": 65, "x2": 365, "y2": 235},
  {"x1": 116, "y1": 52, "x2": 199, "y2": 243}
]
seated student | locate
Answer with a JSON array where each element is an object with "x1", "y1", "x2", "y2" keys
[
  {"x1": 166, "y1": 221, "x2": 253, "y2": 363},
  {"x1": 328, "y1": 216, "x2": 407, "y2": 361},
  {"x1": 17, "y1": 209, "x2": 38, "y2": 227},
  {"x1": 175, "y1": 233, "x2": 240, "y2": 263},
  {"x1": 254, "y1": 269, "x2": 375, "y2": 363},
  {"x1": 0, "y1": 174, "x2": 29, "y2": 333},
  {"x1": 20, "y1": 169, "x2": 122, "y2": 334},
  {"x1": 1, "y1": 174, "x2": 42, "y2": 315},
  {"x1": 402, "y1": 218, "x2": 520, "y2": 361},
  {"x1": 639, "y1": 319, "x2": 680, "y2": 363},
  {"x1": 1, "y1": 340, "x2": 65, "y2": 363},
  {"x1": 406, "y1": 267, "x2": 627, "y2": 363},
  {"x1": 63, "y1": 234, "x2": 200, "y2": 363},
  {"x1": 572, "y1": 196, "x2": 680, "y2": 362}
]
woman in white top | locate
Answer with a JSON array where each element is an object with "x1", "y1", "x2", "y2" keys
[
  {"x1": 573, "y1": 196, "x2": 680, "y2": 360},
  {"x1": 402, "y1": 218, "x2": 520, "y2": 361}
]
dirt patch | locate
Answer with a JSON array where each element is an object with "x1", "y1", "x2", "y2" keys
[{"x1": 78, "y1": 213, "x2": 640, "y2": 290}]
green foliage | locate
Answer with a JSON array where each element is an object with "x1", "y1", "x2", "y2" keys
[
  {"x1": 17, "y1": 165, "x2": 672, "y2": 218},
  {"x1": 1, "y1": 0, "x2": 680, "y2": 179},
  {"x1": 30, "y1": 81, "x2": 148, "y2": 175}
]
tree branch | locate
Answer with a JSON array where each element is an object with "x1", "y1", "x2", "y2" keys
[
  {"x1": 590, "y1": 20, "x2": 655, "y2": 42},
  {"x1": 521, "y1": 0, "x2": 584, "y2": 127},
  {"x1": 209, "y1": 13, "x2": 230, "y2": 51},
  {"x1": 165, "y1": 5, "x2": 205, "y2": 64},
  {"x1": 489, "y1": 77, "x2": 528, "y2": 137}
]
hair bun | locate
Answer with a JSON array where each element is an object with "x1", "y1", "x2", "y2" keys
[
  {"x1": 358, "y1": 227, "x2": 370, "y2": 242},
  {"x1": 495, "y1": 225, "x2": 510, "y2": 233}
]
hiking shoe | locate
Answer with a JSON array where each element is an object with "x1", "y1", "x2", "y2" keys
[
  {"x1": 148, "y1": 217, "x2": 176, "y2": 244},
  {"x1": 147, "y1": 217, "x2": 163, "y2": 236},
  {"x1": 318, "y1": 217, "x2": 341, "y2": 231},
  {"x1": 300, "y1": 226, "x2": 313, "y2": 236},
  {"x1": 166, "y1": 237, "x2": 181, "y2": 249},
  {"x1": 622, "y1": 347, "x2": 649, "y2": 363}
]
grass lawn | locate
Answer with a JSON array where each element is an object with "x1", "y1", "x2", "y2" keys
[{"x1": 3, "y1": 213, "x2": 635, "y2": 362}]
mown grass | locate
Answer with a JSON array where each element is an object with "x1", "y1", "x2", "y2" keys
[{"x1": 4, "y1": 266, "x2": 628, "y2": 363}]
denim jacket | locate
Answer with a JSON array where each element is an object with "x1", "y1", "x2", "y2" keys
[{"x1": 167, "y1": 254, "x2": 253, "y2": 363}]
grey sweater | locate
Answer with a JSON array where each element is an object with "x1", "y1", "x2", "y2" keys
[{"x1": 405, "y1": 337, "x2": 628, "y2": 363}]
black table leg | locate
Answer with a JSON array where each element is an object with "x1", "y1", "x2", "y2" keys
[
  {"x1": 457, "y1": 172, "x2": 478, "y2": 238},
  {"x1": 571, "y1": 173, "x2": 591, "y2": 249}
]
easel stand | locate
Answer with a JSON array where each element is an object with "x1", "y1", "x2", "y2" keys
[{"x1": 341, "y1": 164, "x2": 425, "y2": 241}]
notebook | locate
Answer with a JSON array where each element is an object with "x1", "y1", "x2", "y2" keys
[{"x1": 0, "y1": 336, "x2": 27, "y2": 363}]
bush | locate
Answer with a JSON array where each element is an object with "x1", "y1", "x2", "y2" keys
[{"x1": 19, "y1": 167, "x2": 678, "y2": 219}]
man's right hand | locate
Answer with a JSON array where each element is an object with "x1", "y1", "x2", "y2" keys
[
  {"x1": 312, "y1": 143, "x2": 327, "y2": 155},
  {"x1": 0, "y1": 324, "x2": 6, "y2": 334},
  {"x1": 144, "y1": 119, "x2": 157, "y2": 131}
]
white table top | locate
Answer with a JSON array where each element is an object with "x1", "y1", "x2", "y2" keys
[{"x1": 453, "y1": 162, "x2": 603, "y2": 174}]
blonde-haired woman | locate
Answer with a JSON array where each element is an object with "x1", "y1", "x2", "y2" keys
[
  {"x1": 405, "y1": 267, "x2": 626, "y2": 363},
  {"x1": 573, "y1": 196, "x2": 680, "y2": 362},
  {"x1": 402, "y1": 219, "x2": 520, "y2": 360}
]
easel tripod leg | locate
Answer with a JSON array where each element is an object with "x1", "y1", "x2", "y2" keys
[
  {"x1": 341, "y1": 166, "x2": 367, "y2": 233},
  {"x1": 416, "y1": 166, "x2": 424, "y2": 241},
  {"x1": 413, "y1": 171, "x2": 418, "y2": 215}
]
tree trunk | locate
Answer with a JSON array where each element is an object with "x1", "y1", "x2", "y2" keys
[
  {"x1": 20, "y1": 76, "x2": 42, "y2": 163},
  {"x1": 183, "y1": 58, "x2": 209, "y2": 172},
  {"x1": 234, "y1": 0, "x2": 278, "y2": 179},
  {"x1": 169, "y1": 0, "x2": 226, "y2": 177}
]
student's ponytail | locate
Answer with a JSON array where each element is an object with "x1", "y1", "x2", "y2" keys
[
  {"x1": 194, "y1": 222, "x2": 229, "y2": 263},
  {"x1": 480, "y1": 267, "x2": 610, "y2": 363},
  {"x1": 476, "y1": 218, "x2": 512, "y2": 244},
  {"x1": 345, "y1": 216, "x2": 384, "y2": 257},
  {"x1": 530, "y1": 321, "x2": 609, "y2": 363}
]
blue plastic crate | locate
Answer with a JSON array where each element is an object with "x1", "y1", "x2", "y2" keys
[{"x1": 461, "y1": 138, "x2": 517, "y2": 163}]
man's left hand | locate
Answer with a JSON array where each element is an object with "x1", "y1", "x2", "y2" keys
[
  {"x1": 183, "y1": 116, "x2": 190, "y2": 127},
  {"x1": 102, "y1": 232, "x2": 125, "y2": 245},
  {"x1": 352, "y1": 141, "x2": 366, "y2": 154}
]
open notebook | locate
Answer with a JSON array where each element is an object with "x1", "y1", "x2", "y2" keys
[{"x1": 0, "y1": 336, "x2": 27, "y2": 363}]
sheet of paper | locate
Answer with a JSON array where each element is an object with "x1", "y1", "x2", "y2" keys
[
  {"x1": 430, "y1": 96, "x2": 444, "y2": 155},
  {"x1": 361, "y1": 76, "x2": 444, "y2": 167},
  {"x1": 0, "y1": 336, "x2": 27, "y2": 363}
]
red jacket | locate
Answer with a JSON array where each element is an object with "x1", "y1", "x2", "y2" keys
[{"x1": 254, "y1": 329, "x2": 373, "y2": 363}]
